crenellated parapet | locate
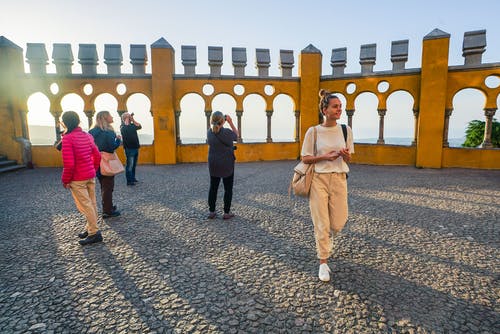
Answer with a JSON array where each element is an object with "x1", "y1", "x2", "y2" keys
[
  {"x1": 16, "y1": 28, "x2": 494, "y2": 79},
  {"x1": 78, "y1": 44, "x2": 98, "y2": 75},
  {"x1": 130, "y1": 44, "x2": 148, "y2": 75},
  {"x1": 52, "y1": 43, "x2": 73, "y2": 75},
  {"x1": 359, "y1": 43, "x2": 376, "y2": 74},
  {"x1": 104, "y1": 44, "x2": 123, "y2": 75},
  {"x1": 25, "y1": 43, "x2": 149, "y2": 76},
  {"x1": 462, "y1": 29, "x2": 486, "y2": 66},
  {"x1": 232, "y1": 47, "x2": 247, "y2": 77},
  {"x1": 26, "y1": 43, "x2": 48, "y2": 74},
  {"x1": 391, "y1": 40, "x2": 409, "y2": 71}
]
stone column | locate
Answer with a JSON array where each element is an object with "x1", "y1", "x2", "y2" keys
[
  {"x1": 236, "y1": 110, "x2": 243, "y2": 143},
  {"x1": 117, "y1": 98, "x2": 127, "y2": 118},
  {"x1": 412, "y1": 109, "x2": 419, "y2": 146},
  {"x1": 84, "y1": 110, "x2": 94, "y2": 128},
  {"x1": 346, "y1": 109, "x2": 354, "y2": 129},
  {"x1": 294, "y1": 110, "x2": 300, "y2": 142},
  {"x1": 377, "y1": 109, "x2": 386, "y2": 144},
  {"x1": 205, "y1": 110, "x2": 212, "y2": 142},
  {"x1": 266, "y1": 110, "x2": 273, "y2": 143},
  {"x1": 442, "y1": 108, "x2": 453, "y2": 147},
  {"x1": 482, "y1": 108, "x2": 497, "y2": 148},
  {"x1": 52, "y1": 109, "x2": 62, "y2": 143},
  {"x1": 174, "y1": 110, "x2": 181, "y2": 144}
]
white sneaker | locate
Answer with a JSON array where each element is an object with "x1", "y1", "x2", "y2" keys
[{"x1": 318, "y1": 263, "x2": 331, "y2": 282}]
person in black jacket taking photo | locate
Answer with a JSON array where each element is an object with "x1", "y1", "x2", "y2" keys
[
  {"x1": 206, "y1": 111, "x2": 238, "y2": 220},
  {"x1": 120, "y1": 112, "x2": 142, "y2": 186}
]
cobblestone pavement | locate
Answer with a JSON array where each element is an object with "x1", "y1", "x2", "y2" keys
[{"x1": 0, "y1": 162, "x2": 499, "y2": 333}]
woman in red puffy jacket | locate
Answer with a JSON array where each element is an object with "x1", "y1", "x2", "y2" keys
[{"x1": 61, "y1": 111, "x2": 103, "y2": 245}]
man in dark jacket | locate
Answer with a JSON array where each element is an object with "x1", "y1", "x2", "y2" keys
[{"x1": 120, "y1": 112, "x2": 142, "y2": 186}]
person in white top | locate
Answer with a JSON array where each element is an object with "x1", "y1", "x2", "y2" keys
[{"x1": 300, "y1": 89, "x2": 355, "y2": 282}]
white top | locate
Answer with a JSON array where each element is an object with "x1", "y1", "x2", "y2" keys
[{"x1": 301, "y1": 124, "x2": 355, "y2": 173}]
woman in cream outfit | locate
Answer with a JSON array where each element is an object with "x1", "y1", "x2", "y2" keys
[{"x1": 300, "y1": 90, "x2": 354, "y2": 282}]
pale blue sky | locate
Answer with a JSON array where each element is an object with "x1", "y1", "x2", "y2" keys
[
  {"x1": 2, "y1": 0, "x2": 499, "y2": 143},
  {"x1": 3, "y1": 0, "x2": 499, "y2": 74}
]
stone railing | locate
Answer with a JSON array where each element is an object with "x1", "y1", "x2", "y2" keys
[{"x1": 0, "y1": 28, "x2": 498, "y2": 169}]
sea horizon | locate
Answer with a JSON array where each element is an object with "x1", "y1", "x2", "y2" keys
[{"x1": 27, "y1": 125, "x2": 467, "y2": 148}]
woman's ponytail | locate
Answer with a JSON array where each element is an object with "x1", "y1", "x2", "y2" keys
[{"x1": 210, "y1": 111, "x2": 225, "y2": 134}]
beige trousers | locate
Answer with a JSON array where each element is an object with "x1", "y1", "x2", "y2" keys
[
  {"x1": 309, "y1": 172, "x2": 348, "y2": 259},
  {"x1": 69, "y1": 179, "x2": 99, "y2": 235}
]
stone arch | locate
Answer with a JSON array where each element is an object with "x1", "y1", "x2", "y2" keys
[
  {"x1": 26, "y1": 92, "x2": 54, "y2": 145},
  {"x1": 60, "y1": 93, "x2": 87, "y2": 130},
  {"x1": 126, "y1": 93, "x2": 153, "y2": 145},
  {"x1": 211, "y1": 93, "x2": 237, "y2": 119},
  {"x1": 92, "y1": 93, "x2": 120, "y2": 130},
  {"x1": 353, "y1": 92, "x2": 379, "y2": 143},
  {"x1": 179, "y1": 93, "x2": 206, "y2": 144},
  {"x1": 272, "y1": 94, "x2": 295, "y2": 142},
  {"x1": 242, "y1": 94, "x2": 267, "y2": 142},
  {"x1": 450, "y1": 88, "x2": 486, "y2": 147},
  {"x1": 211, "y1": 93, "x2": 238, "y2": 139},
  {"x1": 385, "y1": 90, "x2": 415, "y2": 146}
]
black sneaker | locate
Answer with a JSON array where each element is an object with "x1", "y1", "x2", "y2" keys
[
  {"x1": 78, "y1": 231, "x2": 103, "y2": 245},
  {"x1": 103, "y1": 210, "x2": 121, "y2": 219},
  {"x1": 127, "y1": 182, "x2": 136, "y2": 186},
  {"x1": 78, "y1": 231, "x2": 88, "y2": 239}
]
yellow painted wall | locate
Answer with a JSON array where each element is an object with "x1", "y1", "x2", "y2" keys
[
  {"x1": 31, "y1": 144, "x2": 156, "y2": 167},
  {"x1": 177, "y1": 142, "x2": 299, "y2": 163},
  {"x1": 0, "y1": 40, "x2": 25, "y2": 164},
  {"x1": 442, "y1": 148, "x2": 500, "y2": 169},
  {"x1": 351, "y1": 144, "x2": 416, "y2": 166},
  {"x1": 2, "y1": 32, "x2": 499, "y2": 170}
]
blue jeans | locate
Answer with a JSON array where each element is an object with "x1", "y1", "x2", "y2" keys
[{"x1": 125, "y1": 148, "x2": 139, "y2": 183}]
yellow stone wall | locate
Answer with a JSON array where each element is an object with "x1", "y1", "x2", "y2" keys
[{"x1": 1, "y1": 30, "x2": 499, "y2": 170}]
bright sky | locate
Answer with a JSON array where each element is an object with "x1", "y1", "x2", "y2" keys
[{"x1": 2, "y1": 0, "x2": 500, "y2": 144}]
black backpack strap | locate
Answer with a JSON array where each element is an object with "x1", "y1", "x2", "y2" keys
[{"x1": 341, "y1": 124, "x2": 347, "y2": 147}]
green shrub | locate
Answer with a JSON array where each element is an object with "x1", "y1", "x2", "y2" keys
[{"x1": 462, "y1": 118, "x2": 500, "y2": 148}]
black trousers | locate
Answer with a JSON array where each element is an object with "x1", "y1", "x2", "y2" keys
[
  {"x1": 98, "y1": 175, "x2": 115, "y2": 214},
  {"x1": 208, "y1": 174, "x2": 234, "y2": 214}
]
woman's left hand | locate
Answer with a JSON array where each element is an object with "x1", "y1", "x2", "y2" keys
[{"x1": 339, "y1": 148, "x2": 351, "y2": 162}]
